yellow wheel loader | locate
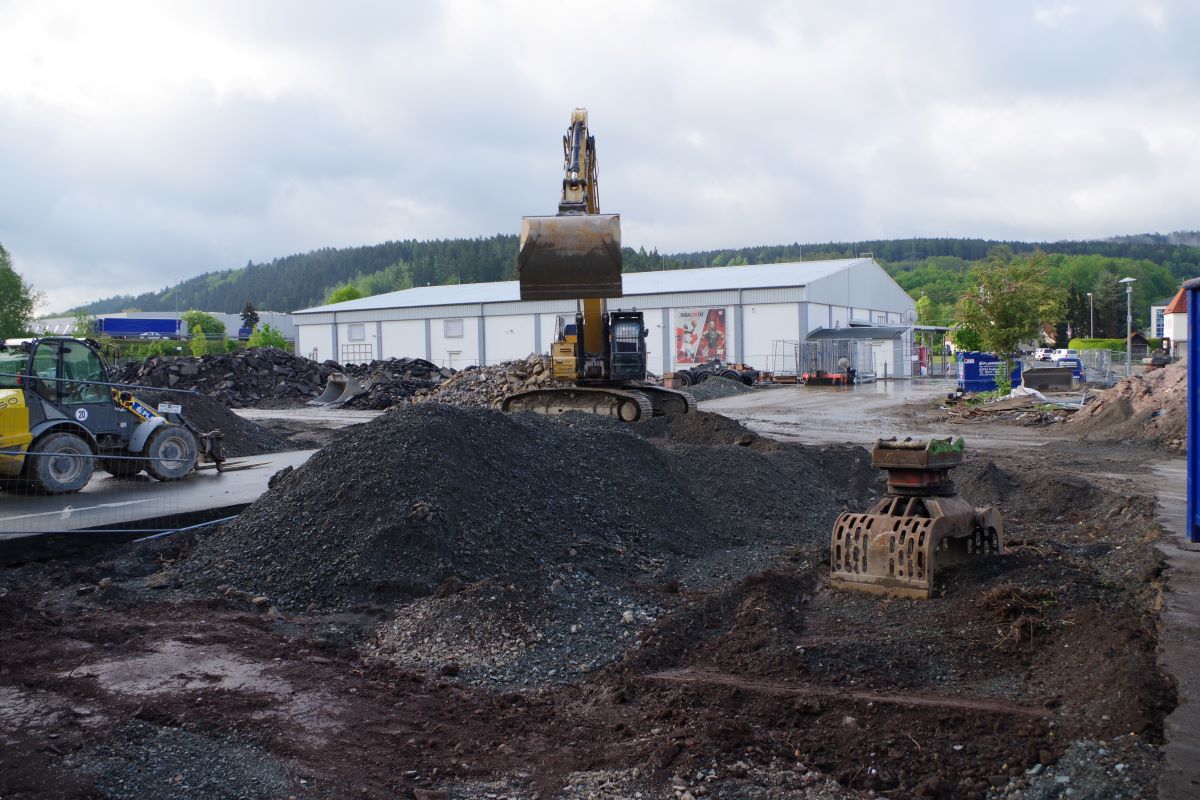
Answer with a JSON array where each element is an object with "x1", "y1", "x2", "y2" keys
[
  {"x1": 502, "y1": 108, "x2": 694, "y2": 421},
  {"x1": 0, "y1": 337, "x2": 225, "y2": 494}
]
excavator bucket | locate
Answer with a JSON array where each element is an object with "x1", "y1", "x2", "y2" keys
[
  {"x1": 308, "y1": 372, "x2": 366, "y2": 407},
  {"x1": 517, "y1": 214, "x2": 623, "y2": 301}
]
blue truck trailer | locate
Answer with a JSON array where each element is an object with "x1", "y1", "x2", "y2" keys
[{"x1": 92, "y1": 317, "x2": 183, "y2": 339}]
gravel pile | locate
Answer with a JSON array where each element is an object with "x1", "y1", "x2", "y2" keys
[
  {"x1": 412, "y1": 354, "x2": 567, "y2": 407},
  {"x1": 134, "y1": 390, "x2": 287, "y2": 457},
  {"x1": 180, "y1": 405, "x2": 875, "y2": 614},
  {"x1": 1069, "y1": 360, "x2": 1186, "y2": 452},
  {"x1": 686, "y1": 375, "x2": 756, "y2": 402},
  {"x1": 117, "y1": 348, "x2": 339, "y2": 408},
  {"x1": 337, "y1": 357, "x2": 451, "y2": 409}
]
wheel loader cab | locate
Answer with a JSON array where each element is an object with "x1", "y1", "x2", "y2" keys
[{"x1": 30, "y1": 338, "x2": 119, "y2": 437}]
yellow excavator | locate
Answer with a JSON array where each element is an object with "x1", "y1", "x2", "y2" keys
[{"x1": 501, "y1": 108, "x2": 694, "y2": 422}]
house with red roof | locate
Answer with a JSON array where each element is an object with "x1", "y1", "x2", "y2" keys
[{"x1": 1164, "y1": 287, "x2": 1188, "y2": 357}]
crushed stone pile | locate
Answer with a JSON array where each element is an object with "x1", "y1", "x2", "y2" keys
[
  {"x1": 135, "y1": 390, "x2": 287, "y2": 457},
  {"x1": 180, "y1": 406, "x2": 877, "y2": 614},
  {"x1": 335, "y1": 357, "x2": 451, "y2": 409},
  {"x1": 1069, "y1": 360, "x2": 1186, "y2": 452},
  {"x1": 411, "y1": 354, "x2": 568, "y2": 408},
  {"x1": 684, "y1": 375, "x2": 756, "y2": 402},
  {"x1": 117, "y1": 348, "x2": 339, "y2": 408}
]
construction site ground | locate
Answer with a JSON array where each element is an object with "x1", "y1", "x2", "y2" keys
[{"x1": 0, "y1": 380, "x2": 1188, "y2": 800}]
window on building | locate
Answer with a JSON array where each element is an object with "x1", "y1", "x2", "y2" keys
[
  {"x1": 444, "y1": 319, "x2": 464, "y2": 338},
  {"x1": 347, "y1": 323, "x2": 365, "y2": 342},
  {"x1": 876, "y1": 314, "x2": 887, "y2": 325}
]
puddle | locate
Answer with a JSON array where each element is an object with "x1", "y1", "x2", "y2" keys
[{"x1": 66, "y1": 639, "x2": 341, "y2": 742}]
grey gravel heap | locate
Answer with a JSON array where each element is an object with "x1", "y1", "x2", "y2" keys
[{"x1": 180, "y1": 405, "x2": 876, "y2": 612}]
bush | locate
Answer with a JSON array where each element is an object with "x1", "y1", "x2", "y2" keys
[
  {"x1": 248, "y1": 323, "x2": 288, "y2": 349},
  {"x1": 1068, "y1": 338, "x2": 1126, "y2": 352},
  {"x1": 190, "y1": 336, "x2": 210, "y2": 357},
  {"x1": 223, "y1": 338, "x2": 242, "y2": 353}
]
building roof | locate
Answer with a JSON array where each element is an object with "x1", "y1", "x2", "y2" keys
[
  {"x1": 1166, "y1": 287, "x2": 1188, "y2": 315},
  {"x1": 295, "y1": 258, "x2": 873, "y2": 314},
  {"x1": 806, "y1": 325, "x2": 909, "y2": 341}
]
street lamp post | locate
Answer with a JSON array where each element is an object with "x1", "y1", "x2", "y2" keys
[
  {"x1": 1119, "y1": 277, "x2": 1137, "y2": 377},
  {"x1": 1087, "y1": 292, "x2": 1094, "y2": 339}
]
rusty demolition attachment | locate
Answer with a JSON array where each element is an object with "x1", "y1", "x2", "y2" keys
[{"x1": 830, "y1": 437, "x2": 1003, "y2": 599}]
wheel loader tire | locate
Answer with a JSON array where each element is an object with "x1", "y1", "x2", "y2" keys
[
  {"x1": 676, "y1": 370, "x2": 694, "y2": 387},
  {"x1": 721, "y1": 369, "x2": 740, "y2": 381},
  {"x1": 693, "y1": 370, "x2": 714, "y2": 383},
  {"x1": 101, "y1": 457, "x2": 143, "y2": 478},
  {"x1": 145, "y1": 425, "x2": 198, "y2": 482},
  {"x1": 29, "y1": 431, "x2": 95, "y2": 495}
]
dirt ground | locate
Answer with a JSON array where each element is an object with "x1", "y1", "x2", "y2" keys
[{"x1": 0, "y1": 387, "x2": 1175, "y2": 800}]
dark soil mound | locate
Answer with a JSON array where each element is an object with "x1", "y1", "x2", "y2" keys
[
  {"x1": 955, "y1": 461, "x2": 1015, "y2": 506},
  {"x1": 136, "y1": 390, "x2": 287, "y2": 457},
  {"x1": 181, "y1": 404, "x2": 876, "y2": 611}
]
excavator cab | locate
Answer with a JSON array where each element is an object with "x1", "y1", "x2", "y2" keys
[
  {"x1": 517, "y1": 108, "x2": 623, "y2": 301},
  {"x1": 608, "y1": 311, "x2": 647, "y2": 382}
]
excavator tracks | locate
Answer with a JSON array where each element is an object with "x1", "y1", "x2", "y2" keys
[
  {"x1": 501, "y1": 387, "x2": 656, "y2": 422},
  {"x1": 631, "y1": 385, "x2": 697, "y2": 416}
]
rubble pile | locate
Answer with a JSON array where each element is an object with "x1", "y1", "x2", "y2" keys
[
  {"x1": 117, "y1": 347, "x2": 339, "y2": 408},
  {"x1": 335, "y1": 357, "x2": 451, "y2": 409},
  {"x1": 412, "y1": 353, "x2": 567, "y2": 408},
  {"x1": 1070, "y1": 360, "x2": 1187, "y2": 452}
]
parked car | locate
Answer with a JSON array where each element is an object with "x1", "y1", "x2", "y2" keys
[
  {"x1": 1051, "y1": 348, "x2": 1080, "y2": 362},
  {"x1": 1033, "y1": 347, "x2": 1055, "y2": 361}
]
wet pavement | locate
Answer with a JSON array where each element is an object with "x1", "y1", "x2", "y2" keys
[
  {"x1": 0, "y1": 449, "x2": 316, "y2": 539},
  {"x1": 699, "y1": 378, "x2": 1053, "y2": 449}
]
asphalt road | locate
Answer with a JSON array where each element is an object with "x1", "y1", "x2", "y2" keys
[{"x1": 0, "y1": 449, "x2": 316, "y2": 539}]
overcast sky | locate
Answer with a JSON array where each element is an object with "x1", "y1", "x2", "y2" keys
[{"x1": 2, "y1": 1, "x2": 1197, "y2": 311}]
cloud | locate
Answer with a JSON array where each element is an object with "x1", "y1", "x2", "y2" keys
[{"x1": 0, "y1": 0, "x2": 1198, "y2": 310}]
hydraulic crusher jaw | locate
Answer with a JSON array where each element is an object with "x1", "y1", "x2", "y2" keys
[{"x1": 829, "y1": 437, "x2": 1004, "y2": 599}]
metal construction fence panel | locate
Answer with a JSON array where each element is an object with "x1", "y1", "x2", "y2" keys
[{"x1": 799, "y1": 340, "x2": 877, "y2": 377}]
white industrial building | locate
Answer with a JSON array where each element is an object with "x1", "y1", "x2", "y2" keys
[{"x1": 292, "y1": 258, "x2": 918, "y2": 376}]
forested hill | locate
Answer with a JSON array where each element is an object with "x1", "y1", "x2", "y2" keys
[{"x1": 70, "y1": 231, "x2": 1200, "y2": 317}]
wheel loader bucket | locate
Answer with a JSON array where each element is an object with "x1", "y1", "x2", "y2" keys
[
  {"x1": 308, "y1": 372, "x2": 366, "y2": 407},
  {"x1": 517, "y1": 214, "x2": 623, "y2": 301}
]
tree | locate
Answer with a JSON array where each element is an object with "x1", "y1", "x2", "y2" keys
[
  {"x1": 71, "y1": 309, "x2": 96, "y2": 338},
  {"x1": 324, "y1": 284, "x2": 364, "y2": 305},
  {"x1": 240, "y1": 301, "x2": 260, "y2": 331},
  {"x1": 1091, "y1": 271, "x2": 1124, "y2": 338},
  {"x1": 181, "y1": 309, "x2": 225, "y2": 338},
  {"x1": 0, "y1": 244, "x2": 42, "y2": 339},
  {"x1": 915, "y1": 295, "x2": 935, "y2": 325},
  {"x1": 954, "y1": 250, "x2": 1063, "y2": 370}
]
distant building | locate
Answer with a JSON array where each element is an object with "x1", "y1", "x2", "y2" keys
[
  {"x1": 292, "y1": 258, "x2": 918, "y2": 375},
  {"x1": 1163, "y1": 288, "x2": 1188, "y2": 357},
  {"x1": 31, "y1": 310, "x2": 295, "y2": 340},
  {"x1": 1150, "y1": 299, "x2": 1170, "y2": 339}
]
